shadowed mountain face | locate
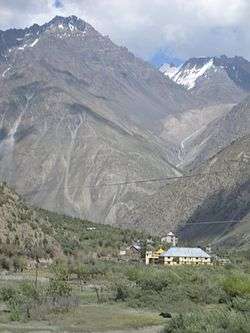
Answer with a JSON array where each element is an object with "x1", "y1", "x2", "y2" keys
[
  {"x1": 119, "y1": 136, "x2": 250, "y2": 242},
  {"x1": 0, "y1": 16, "x2": 195, "y2": 224},
  {"x1": 159, "y1": 57, "x2": 250, "y2": 169},
  {"x1": 183, "y1": 95, "x2": 250, "y2": 169}
]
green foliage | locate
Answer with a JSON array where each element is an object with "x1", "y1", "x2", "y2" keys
[
  {"x1": 0, "y1": 255, "x2": 12, "y2": 270},
  {"x1": 38, "y1": 209, "x2": 152, "y2": 256},
  {"x1": 0, "y1": 283, "x2": 40, "y2": 321},
  {"x1": 48, "y1": 261, "x2": 72, "y2": 297},
  {"x1": 223, "y1": 274, "x2": 250, "y2": 297},
  {"x1": 48, "y1": 279, "x2": 72, "y2": 298},
  {"x1": 163, "y1": 309, "x2": 250, "y2": 333},
  {"x1": 112, "y1": 279, "x2": 131, "y2": 302},
  {"x1": 0, "y1": 287, "x2": 18, "y2": 302},
  {"x1": 12, "y1": 256, "x2": 27, "y2": 272}
]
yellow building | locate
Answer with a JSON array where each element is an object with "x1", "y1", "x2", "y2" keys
[
  {"x1": 145, "y1": 247, "x2": 165, "y2": 265},
  {"x1": 159, "y1": 247, "x2": 211, "y2": 266}
]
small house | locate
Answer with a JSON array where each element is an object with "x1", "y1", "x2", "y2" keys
[
  {"x1": 161, "y1": 232, "x2": 178, "y2": 246},
  {"x1": 145, "y1": 247, "x2": 165, "y2": 265},
  {"x1": 119, "y1": 243, "x2": 142, "y2": 261},
  {"x1": 159, "y1": 247, "x2": 211, "y2": 266}
]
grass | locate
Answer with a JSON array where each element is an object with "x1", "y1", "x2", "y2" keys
[
  {"x1": 0, "y1": 260, "x2": 250, "y2": 332},
  {"x1": 0, "y1": 303, "x2": 165, "y2": 332}
]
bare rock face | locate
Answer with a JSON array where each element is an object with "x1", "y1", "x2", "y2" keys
[
  {"x1": 120, "y1": 135, "x2": 250, "y2": 240},
  {"x1": 160, "y1": 56, "x2": 250, "y2": 169},
  {"x1": 0, "y1": 16, "x2": 193, "y2": 224},
  {"x1": 182, "y1": 96, "x2": 250, "y2": 169},
  {"x1": 0, "y1": 16, "x2": 249, "y2": 237}
]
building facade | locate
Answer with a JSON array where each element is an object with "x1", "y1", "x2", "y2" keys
[
  {"x1": 145, "y1": 248, "x2": 165, "y2": 265},
  {"x1": 161, "y1": 232, "x2": 178, "y2": 246},
  {"x1": 159, "y1": 247, "x2": 211, "y2": 266}
]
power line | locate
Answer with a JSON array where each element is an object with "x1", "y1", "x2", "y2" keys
[
  {"x1": 17, "y1": 170, "x2": 229, "y2": 195},
  {"x1": 180, "y1": 220, "x2": 240, "y2": 226}
]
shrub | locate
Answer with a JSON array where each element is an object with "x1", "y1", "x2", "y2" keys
[
  {"x1": 0, "y1": 287, "x2": 18, "y2": 302},
  {"x1": 12, "y1": 256, "x2": 27, "y2": 272},
  {"x1": 47, "y1": 279, "x2": 72, "y2": 298},
  {"x1": 112, "y1": 279, "x2": 131, "y2": 302},
  {"x1": 0, "y1": 255, "x2": 12, "y2": 270},
  {"x1": 163, "y1": 309, "x2": 250, "y2": 333},
  {"x1": 223, "y1": 275, "x2": 250, "y2": 297},
  {"x1": 0, "y1": 284, "x2": 38, "y2": 321}
]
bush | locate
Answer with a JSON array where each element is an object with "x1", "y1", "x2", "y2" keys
[
  {"x1": 0, "y1": 255, "x2": 11, "y2": 270},
  {"x1": 12, "y1": 256, "x2": 27, "y2": 272},
  {"x1": 0, "y1": 284, "x2": 37, "y2": 321},
  {"x1": 47, "y1": 279, "x2": 72, "y2": 298},
  {"x1": 0, "y1": 287, "x2": 18, "y2": 302},
  {"x1": 223, "y1": 275, "x2": 250, "y2": 297},
  {"x1": 112, "y1": 279, "x2": 131, "y2": 302},
  {"x1": 163, "y1": 309, "x2": 250, "y2": 333}
]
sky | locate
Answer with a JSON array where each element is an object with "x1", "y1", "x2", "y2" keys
[{"x1": 0, "y1": 0, "x2": 249, "y2": 62}]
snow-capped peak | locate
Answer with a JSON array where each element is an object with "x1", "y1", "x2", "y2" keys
[
  {"x1": 160, "y1": 63, "x2": 182, "y2": 79},
  {"x1": 173, "y1": 59, "x2": 215, "y2": 90}
]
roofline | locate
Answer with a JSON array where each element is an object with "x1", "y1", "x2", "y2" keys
[{"x1": 160, "y1": 247, "x2": 211, "y2": 258}]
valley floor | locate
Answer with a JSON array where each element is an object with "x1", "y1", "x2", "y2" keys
[{"x1": 0, "y1": 298, "x2": 164, "y2": 333}]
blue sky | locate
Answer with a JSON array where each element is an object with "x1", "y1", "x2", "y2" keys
[{"x1": 0, "y1": 0, "x2": 249, "y2": 62}]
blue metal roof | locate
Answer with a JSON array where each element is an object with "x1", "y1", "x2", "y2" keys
[{"x1": 160, "y1": 247, "x2": 210, "y2": 258}]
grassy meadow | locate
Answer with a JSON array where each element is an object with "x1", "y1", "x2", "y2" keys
[{"x1": 0, "y1": 208, "x2": 250, "y2": 332}]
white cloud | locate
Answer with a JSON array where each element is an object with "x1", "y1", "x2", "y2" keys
[{"x1": 0, "y1": 0, "x2": 249, "y2": 60}]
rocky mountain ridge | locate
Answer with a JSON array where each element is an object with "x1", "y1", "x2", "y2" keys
[
  {"x1": 0, "y1": 16, "x2": 193, "y2": 225},
  {"x1": 0, "y1": 16, "x2": 249, "y2": 236},
  {"x1": 160, "y1": 55, "x2": 250, "y2": 104}
]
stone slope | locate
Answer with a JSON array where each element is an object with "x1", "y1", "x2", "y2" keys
[
  {"x1": 0, "y1": 16, "x2": 193, "y2": 224},
  {"x1": 184, "y1": 95, "x2": 250, "y2": 169},
  {"x1": 119, "y1": 135, "x2": 250, "y2": 242}
]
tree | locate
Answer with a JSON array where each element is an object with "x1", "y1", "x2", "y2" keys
[{"x1": 48, "y1": 261, "x2": 72, "y2": 299}]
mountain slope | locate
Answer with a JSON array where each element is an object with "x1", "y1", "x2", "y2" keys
[
  {"x1": 119, "y1": 135, "x2": 250, "y2": 243},
  {"x1": 159, "y1": 57, "x2": 250, "y2": 168},
  {"x1": 0, "y1": 182, "x2": 152, "y2": 262},
  {"x1": 0, "y1": 16, "x2": 193, "y2": 224},
  {"x1": 183, "y1": 95, "x2": 250, "y2": 169}
]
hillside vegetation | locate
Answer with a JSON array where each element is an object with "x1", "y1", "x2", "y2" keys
[{"x1": 0, "y1": 182, "x2": 151, "y2": 270}]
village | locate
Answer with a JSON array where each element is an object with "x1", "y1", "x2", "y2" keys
[{"x1": 119, "y1": 232, "x2": 229, "y2": 266}]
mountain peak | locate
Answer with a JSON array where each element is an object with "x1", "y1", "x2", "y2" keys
[
  {"x1": 42, "y1": 15, "x2": 87, "y2": 33},
  {"x1": 47, "y1": 15, "x2": 84, "y2": 26},
  {"x1": 160, "y1": 55, "x2": 250, "y2": 93},
  {"x1": 0, "y1": 15, "x2": 90, "y2": 61}
]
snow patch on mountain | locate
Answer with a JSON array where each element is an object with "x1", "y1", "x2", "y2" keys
[
  {"x1": 160, "y1": 63, "x2": 182, "y2": 79},
  {"x1": 29, "y1": 38, "x2": 39, "y2": 47},
  {"x1": 2, "y1": 67, "x2": 11, "y2": 78},
  {"x1": 18, "y1": 44, "x2": 27, "y2": 51},
  {"x1": 173, "y1": 59, "x2": 215, "y2": 90}
]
